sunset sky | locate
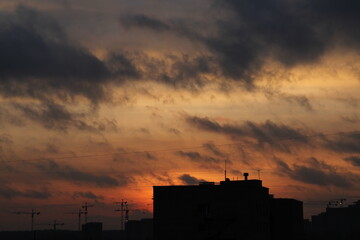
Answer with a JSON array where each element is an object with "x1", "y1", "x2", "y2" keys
[{"x1": 1, "y1": 0, "x2": 360, "y2": 231}]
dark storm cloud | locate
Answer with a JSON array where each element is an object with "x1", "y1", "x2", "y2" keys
[
  {"x1": 279, "y1": 94, "x2": 313, "y2": 111},
  {"x1": 186, "y1": 116, "x2": 227, "y2": 133},
  {"x1": 136, "y1": 53, "x2": 215, "y2": 91},
  {"x1": 203, "y1": 142, "x2": 227, "y2": 157},
  {"x1": 214, "y1": 0, "x2": 324, "y2": 69},
  {"x1": 14, "y1": 101, "x2": 86, "y2": 131},
  {"x1": 144, "y1": 152, "x2": 157, "y2": 160},
  {"x1": 0, "y1": 6, "x2": 139, "y2": 103},
  {"x1": 177, "y1": 151, "x2": 201, "y2": 160},
  {"x1": 276, "y1": 157, "x2": 353, "y2": 188},
  {"x1": 33, "y1": 160, "x2": 121, "y2": 187},
  {"x1": 0, "y1": 186, "x2": 51, "y2": 199},
  {"x1": 158, "y1": 56, "x2": 213, "y2": 89},
  {"x1": 176, "y1": 151, "x2": 221, "y2": 164},
  {"x1": 340, "y1": 114, "x2": 360, "y2": 124},
  {"x1": 0, "y1": 106, "x2": 26, "y2": 127},
  {"x1": 178, "y1": 174, "x2": 206, "y2": 185},
  {"x1": 176, "y1": 150, "x2": 222, "y2": 170},
  {"x1": 309, "y1": 0, "x2": 360, "y2": 47},
  {"x1": 73, "y1": 191, "x2": 104, "y2": 200},
  {"x1": 186, "y1": 116, "x2": 308, "y2": 152},
  {"x1": 120, "y1": 13, "x2": 200, "y2": 40},
  {"x1": 122, "y1": 0, "x2": 360, "y2": 86},
  {"x1": 13, "y1": 101, "x2": 118, "y2": 132},
  {"x1": 120, "y1": 16, "x2": 217, "y2": 90},
  {"x1": 121, "y1": 14, "x2": 171, "y2": 31},
  {"x1": 106, "y1": 53, "x2": 140, "y2": 79},
  {"x1": 210, "y1": 0, "x2": 360, "y2": 81},
  {"x1": 344, "y1": 156, "x2": 360, "y2": 167},
  {"x1": 324, "y1": 131, "x2": 360, "y2": 153},
  {"x1": 168, "y1": 128, "x2": 182, "y2": 136},
  {"x1": 187, "y1": 116, "x2": 360, "y2": 155},
  {"x1": 150, "y1": 172, "x2": 174, "y2": 185}
]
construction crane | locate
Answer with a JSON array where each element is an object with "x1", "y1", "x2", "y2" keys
[
  {"x1": 81, "y1": 202, "x2": 94, "y2": 224},
  {"x1": 327, "y1": 198, "x2": 347, "y2": 208},
  {"x1": 64, "y1": 208, "x2": 86, "y2": 231},
  {"x1": 36, "y1": 220, "x2": 64, "y2": 231},
  {"x1": 51, "y1": 220, "x2": 64, "y2": 231},
  {"x1": 12, "y1": 209, "x2": 40, "y2": 231},
  {"x1": 115, "y1": 200, "x2": 129, "y2": 231}
]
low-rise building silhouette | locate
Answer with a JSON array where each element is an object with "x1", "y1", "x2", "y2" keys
[
  {"x1": 310, "y1": 200, "x2": 360, "y2": 240},
  {"x1": 270, "y1": 198, "x2": 303, "y2": 240},
  {"x1": 153, "y1": 173, "x2": 303, "y2": 240},
  {"x1": 125, "y1": 218, "x2": 153, "y2": 240},
  {"x1": 82, "y1": 222, "x2": 102, "y2": 240}
]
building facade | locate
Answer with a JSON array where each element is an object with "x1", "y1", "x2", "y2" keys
[
  {"x1": 125, "y1": 218, "x2": 153, "y2": 240},
  {"x1": 310, "y1": 200, "x2": 360, "y2": 240},
  {"x1": 153, "y1": 174, "x2": 303, "y2": 240}
]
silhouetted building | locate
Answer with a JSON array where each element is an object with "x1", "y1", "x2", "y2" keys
[
  {"x1": 303, "y1": 219, "x2": 311, "y2": 240},
  {"x1": 270, "y1": 198, "x2": 303, "y2": 240},
  {"x1": 0, "y1": 230, "x2": 81, "y2": 240},
  {"x1": 153, "y1": 174, "x2": 303, "y2": 240},
  {"x1": 0, "y1": 229, "x2": 126, "y2": 240},
  {"x1": 310, "y1": 200, "x2": 360, "y2": 240},
  {"x1": 82, "y1": 222, "x2": 102, "y2": 240},
  {"x1": 125, "y1": 218, "x2": 153, "y2": 240}
]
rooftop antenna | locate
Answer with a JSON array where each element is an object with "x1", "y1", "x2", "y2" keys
[
  {"x1": 81, "y1": 202, "x2": 94, "y2": 224},
  {"x1": 224, "y1": 158, "x2": 227, "y2": 181},
  {"x1": 327, "y1": 198, "x2": 347, "y2": 208},
  {"x1": 257, "y1": 169, "x2": 261, "y2": 180},
  {"x1": 115, "y1": 199, "x2": 128, "y2": 231},
  {"x1": 12, "y1": 209, "x2": 40, "y2": 231}
]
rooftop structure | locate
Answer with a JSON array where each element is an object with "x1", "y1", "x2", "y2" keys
[
  {"x1": 310, "y1": 200, "x2": 360, "y2": 240},
  {"x1": 153, "y1": 173, "x2": 303, "y2": 240}
]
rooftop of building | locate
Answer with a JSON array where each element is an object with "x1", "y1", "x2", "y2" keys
[{"x1": 154, "y1": 172, "x2": 267, "y2": 190}]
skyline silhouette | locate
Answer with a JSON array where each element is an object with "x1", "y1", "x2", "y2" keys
[
  {"x1": 1, "y1": 176, "x2": 359, "y2": 240},
  {"x1": 2, "y1": 174, "x2": 359, "y2": 232},
  {"x1": 1, "y1": 176, "x2": 357, "y2": 226},
  {"x1": 1, "y1": 0, "x2": 360, "y2": 234}
]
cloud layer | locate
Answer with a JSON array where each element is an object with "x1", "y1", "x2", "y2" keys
[
  {"x1": 186, "y1": 116, "x2": 309, "y2": 152},
  {"x1": 121, "y1": 0, "x2": 360, "y2": 87},
  {"x1": 32, "y1": 160, "x2": 122, "y2": 187},
  {"x1": 0, "y1": 6, "x2": 139, "y2": 104},
  {"x1": 276, "y1": 157, "x2": 355, "y2": 188},
  {"x1": 178, "y1": 174, "x2": 206, "y2": 185}
]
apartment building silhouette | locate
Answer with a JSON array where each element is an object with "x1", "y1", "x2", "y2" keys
[{"x1": 153, "y1": 173, "x2": 303, "y2": 240}]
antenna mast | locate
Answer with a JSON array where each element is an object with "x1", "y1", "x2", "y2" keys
[{"x1": 224, "y1": 158, "x2": 227, "y2": 180}]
